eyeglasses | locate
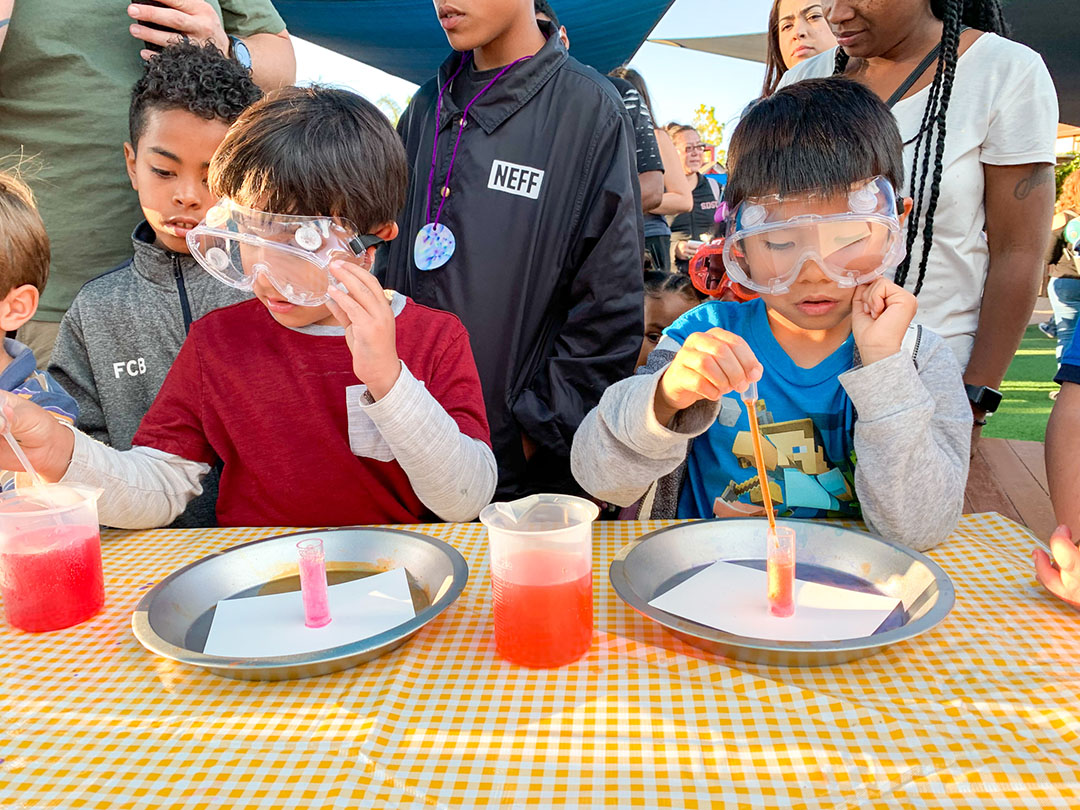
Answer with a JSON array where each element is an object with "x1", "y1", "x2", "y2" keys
[{"x1": 680, "y1": 143, "x2": 707, "y2": 154}]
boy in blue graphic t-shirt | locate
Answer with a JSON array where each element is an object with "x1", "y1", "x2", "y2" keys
[{"x1": 571, "y1": 78, "x2": 972, "y2": 551}]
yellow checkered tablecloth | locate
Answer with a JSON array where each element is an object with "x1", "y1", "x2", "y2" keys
[{"x1": 0, "y1": 513, "x2": 1077, "y2": 808}]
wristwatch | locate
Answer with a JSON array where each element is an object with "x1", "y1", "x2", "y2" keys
[
  {"x1": 965, "y1": 384, "x2": 1002, "y2": 415},
  {"x1": 228, "y1": 35, "x2": 252, "y2": 69}
]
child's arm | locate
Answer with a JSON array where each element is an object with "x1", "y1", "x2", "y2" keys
[
  {"x1": 0, "y1": 393, "x2": 208, "y2": 528},
  {"x1": 571, "y1": 331, "x2": 761, "y2": 507},
  {"x1": 843, "y1": 281, "x2": 971, "y2": 550},
  {"x1": 327, "y1": 261, "x2": 496, "y2": 522},
  {"x1": 353, "y1": 360, "x2": 496, "y2": 522},
  {"x1": 48, "y1": 305, "x2": 111, "y2": 445}
]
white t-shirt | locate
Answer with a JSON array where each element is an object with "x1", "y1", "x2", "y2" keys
[{"x1": 778, "y1": 34, "x2": 1058, "y2": 367}]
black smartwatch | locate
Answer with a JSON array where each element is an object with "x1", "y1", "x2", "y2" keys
[
  {"x1": 228, "y1": 35, "x2": 252, "y2": 69},
  {"x1": 965, "y1": 384, "x2": 1002, "y2": 415}
]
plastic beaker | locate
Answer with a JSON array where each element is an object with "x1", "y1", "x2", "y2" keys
[
  {"x1": 479, "y1": 494, "x2": 599, "y2": 668},
  {"x1": 0, "y1": 484, "x2": 104, "y2": 632}
]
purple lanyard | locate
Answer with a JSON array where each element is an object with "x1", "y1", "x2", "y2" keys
[{"x1": 423, "y1": 53, "x2": 533, "y2": 229}]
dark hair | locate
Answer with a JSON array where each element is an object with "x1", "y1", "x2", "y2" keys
[
  {"x1": 609, "y1": 66, "x2": 656, "y2": 125},
  {"x1": 533, "y1": 0, "x2": 559, "y2": 28},
  {"x1": 0, "y1": 169, "x2": 49, "y2": 294},
  {"x1": 833, "y1": 0, "x2": 1009, "y2": 294},
  {"x1": 761, "y1": 0, "x2": 788, "y2": 98},
  {"x1": 725, "y1": 77, "x2": 903, "y2": 211},
  {"x1": 644, "y1": 270, "x2": 703, "y2": 301},
  {"x1": 129, "y1": 39, "x2": 262, "y2": 148},
  {"x1": 209, "y1": 86, "x2": 408, "y2": 233}
]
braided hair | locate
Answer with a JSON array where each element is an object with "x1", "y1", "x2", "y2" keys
[{"x1": 833, "y1": 0, "x2": 1008, "y2": 295}]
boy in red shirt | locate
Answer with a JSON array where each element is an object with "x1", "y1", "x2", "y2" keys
[{"x1": 0, "y1": 87, "x2": 496, "y2": 527}]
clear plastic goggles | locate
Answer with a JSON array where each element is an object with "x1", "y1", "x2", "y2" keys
[
  {"x1": 186, "y1": 198, "x2": 382, "y2": 307},
  {"x1": 721, "y1": 176, "x2": 905, "y2": 295}
]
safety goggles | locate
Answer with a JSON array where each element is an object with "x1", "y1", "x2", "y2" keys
[
  {"x1": 720, "y1": 176, "x2": 905, "y2": 295},
  {"x1": 186, "y1": 198, "x2": 382, "y2": 307},
  {"x1": 687, "y1": 239, "x2": 757, "y2": 301}
]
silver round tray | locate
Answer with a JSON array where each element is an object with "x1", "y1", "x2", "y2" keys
[
  {"x1": 132, "y1": 527, "x2": 468, "y2": 681},
  {"x1": 609, "y1": 519, "x2": 954, "y2": 667}
]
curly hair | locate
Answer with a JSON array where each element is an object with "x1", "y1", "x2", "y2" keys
[
  {"x1": 129, "y1": 39, "x2": 262, "y2": 148},
  {"x1": 1057, "y1": 169, "x2": 1080, "y2": 215}
]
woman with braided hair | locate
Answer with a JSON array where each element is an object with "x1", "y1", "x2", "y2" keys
[{"x1": 778, "y1": 0, "x2": 1057, "y2": 446}]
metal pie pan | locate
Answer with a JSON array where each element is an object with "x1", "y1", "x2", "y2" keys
[
  {"x1": 609, "y1": 518, "x2": 954, "y2": 667},
  {"x1": 132, "y1": 527, "x2": 468, "y2": 681}
]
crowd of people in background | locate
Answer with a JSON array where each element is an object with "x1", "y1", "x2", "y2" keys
[{"x1": 0, "y1": 0, "x2": 1074, "y2": 607}]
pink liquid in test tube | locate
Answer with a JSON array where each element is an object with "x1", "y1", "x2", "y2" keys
[
  {"x1": 767, "y1": 526, "x2": 796, "y2": 618},
  {"x1": 297, "y1": 538, "x2": 331, "y2": 628}
]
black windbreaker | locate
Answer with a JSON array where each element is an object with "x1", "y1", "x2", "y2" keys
[{"x1": 377, "y1": 28, "x2": 644, "y2": 499}]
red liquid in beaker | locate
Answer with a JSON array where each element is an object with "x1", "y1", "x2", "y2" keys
[
  {"x1": 768, "y1": 557, "x2": 795, "y2": 617},
  {"x1": 0, "y1": 525, "x2": 104, "y2": 632},
  {"x1": 491, "y1": 550, "x2": 592, "y2": 668}
]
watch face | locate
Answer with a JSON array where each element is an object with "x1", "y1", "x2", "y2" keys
[
  {"x1": 966, "y1": 384, "x2": 1003, "y2": 413},
  {"x1": 231, "y1": 37, "x2": 252, "y2": 69}
]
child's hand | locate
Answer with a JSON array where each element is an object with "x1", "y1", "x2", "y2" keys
[
  {"x1": 1033, "y1": 524, "x2": 1080, "y2": 610},
  {"x1": 655, "y1": 328, "x2": 762, "y2": 425},
  {"x1": 325, "y1": 259, "x2": 401, "y2": 400},
  {"x1": 0, "y1": 392, "x2": 75, "y2": 482},
  {"x1": 851, "y1": 278, "x2": 918, "y2": 366}
]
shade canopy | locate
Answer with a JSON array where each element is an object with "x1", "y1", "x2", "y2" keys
[
  {"x1": 648, "y1": 32, "x2": 768, "y2": 64},
  {"x1": 275, "y1": 0, "x2": 675, "y2": 86},
  {"x1": 647, "y1": 1, "x2": 1078, "y2": 126}
]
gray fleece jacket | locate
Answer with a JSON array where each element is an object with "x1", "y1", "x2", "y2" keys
[
  {"x1": 571, "y1": 325, "x2": 971, "y2": 551},
  {"x1": 48, "y1": 222, "x2": 250, "y2": 527}
]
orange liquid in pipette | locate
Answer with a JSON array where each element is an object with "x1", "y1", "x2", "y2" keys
[{"x1": 743, "y1": 397, "x2": 776, "y2": 531}]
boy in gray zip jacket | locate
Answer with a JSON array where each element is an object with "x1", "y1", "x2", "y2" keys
[
  {"x1": 571, "y1": 78, "x2": 971, "y2": 552},
  {"x1": 48, "y1": 42, "x2": 261, "y2": 527}
]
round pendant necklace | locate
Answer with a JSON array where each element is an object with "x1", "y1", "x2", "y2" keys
[{"x1": 414, "y1": 52, "x2": 533, "y2": 271}]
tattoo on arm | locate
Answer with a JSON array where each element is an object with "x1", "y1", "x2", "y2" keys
[
  {"x1": 0, "y1": 18, "x2": 9, "y2": 27},
  {"x1": 1013, "y1": 164, "x2": 1053, "y2": 200}
]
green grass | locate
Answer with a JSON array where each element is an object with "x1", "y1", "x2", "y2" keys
[{"x1": 982, "y1": 325, "x2": 1058, "y2": 442}]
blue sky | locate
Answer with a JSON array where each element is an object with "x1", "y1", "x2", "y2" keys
[{"x1": 294, "y1": 0, "x2": 772, "y2": 148}]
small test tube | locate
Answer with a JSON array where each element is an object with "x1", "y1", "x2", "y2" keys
[
  {"x1": 767, "y1": 526, "x2": 796, "y2": 618},
  {"x1": 297, "y1": 538, "x2": 331, "y2": 628}
]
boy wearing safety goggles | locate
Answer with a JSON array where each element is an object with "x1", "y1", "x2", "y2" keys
[
  {"x1": 572, "y1": 78, "x2": 971, "y2": 551},
  {"x1": 48, "y1": 41, "x2": 262, "y2": 527},
  {"x1": 0, "y1": 87, "x2": 497, "y2": 528}
]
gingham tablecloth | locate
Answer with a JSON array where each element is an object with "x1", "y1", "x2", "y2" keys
[{"x1": 1, "y1": 513, "x2": 1077, "y2": 809}]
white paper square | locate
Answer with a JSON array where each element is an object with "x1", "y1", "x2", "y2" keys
[
  {"x1": 203, "y1": 567, "x2": 417, "y2": 658},
  {"x1": 648, "y1": 560, "x2": 900, "y2": 642}
]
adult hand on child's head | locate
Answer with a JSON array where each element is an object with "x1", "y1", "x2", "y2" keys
[
  {"x1": 325, "y1": 259, "x2": 401, "y2": 401},
  {"x1": 0, "y1": 392, "x2": 76, "y2": 483},
  {"x1": 655, "y1": 328, "x2": 762, "y2": 425},
  {"x1": 1033, "y1": 524, "x2": 1080, "y2": 610},
  {"x1": 851, "y1": 278, "x2": 918, "y2": 366},
  {"x1": 128, "y1": 0, "x2": 230, "y2": 62}
]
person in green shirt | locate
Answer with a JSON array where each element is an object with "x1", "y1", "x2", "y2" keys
[{"x1": 0, "y1": 0, "x2": 294, "y2": 364}]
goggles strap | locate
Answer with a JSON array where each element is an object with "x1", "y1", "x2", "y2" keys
[{"x1": 349, "y1": 234, "x2": 384, "y2": 254}]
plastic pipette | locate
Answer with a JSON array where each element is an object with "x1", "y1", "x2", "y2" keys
[
  {"x1": 740, "y1": 381, "x2": 776, "y2": 532},
  {"x1": 2, "y1": 423, "x2": 46, "y2": 489},
  {"x1": 739, "y1": 381, "x2": 795, "y2": 617}
]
